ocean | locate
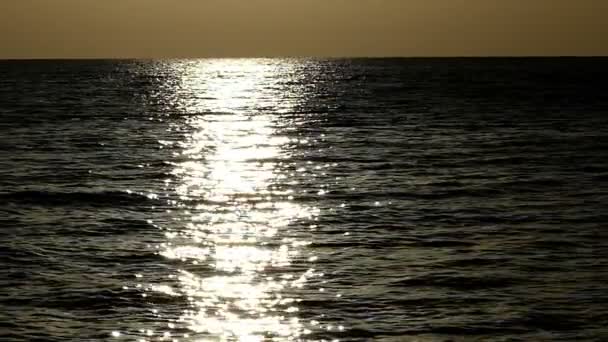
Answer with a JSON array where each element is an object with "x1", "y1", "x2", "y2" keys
[{"x1": 1, "y1": 58, "x2": 607, "y2": 341}]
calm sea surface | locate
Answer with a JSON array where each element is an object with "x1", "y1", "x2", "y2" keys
[{"x1": 1, "y1": 58, "x2": 607, "y2": 341}]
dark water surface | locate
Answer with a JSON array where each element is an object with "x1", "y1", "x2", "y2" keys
[{"x1": 1, "y1": 58, "x2": 607, "y2": 341}]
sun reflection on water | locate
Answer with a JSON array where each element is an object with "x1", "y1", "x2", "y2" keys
[{"x1": 157, "y1": 60, "x2": 318, "y2": 341}]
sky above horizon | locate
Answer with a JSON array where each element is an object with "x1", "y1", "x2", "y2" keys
[{"x1": 1, "y1": 0, "x2": 607, "y2": 58}]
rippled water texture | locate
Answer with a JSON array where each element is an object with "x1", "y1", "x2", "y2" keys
[{"x1": 1, "y1": 58, "x2": 608, "y2": 341}]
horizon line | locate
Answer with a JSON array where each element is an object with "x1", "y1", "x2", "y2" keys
[{"x1": 2, "y1": 55, "x2": 608, "y2": 61}]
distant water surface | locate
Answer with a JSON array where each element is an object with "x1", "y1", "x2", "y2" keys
[{"x1": 1, "y1": 58, "x2": 607, "y2": 341}]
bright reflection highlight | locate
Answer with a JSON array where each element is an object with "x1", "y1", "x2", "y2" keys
[{"x1": 159, "y1": 60, "x2": 317, "y2": 341}]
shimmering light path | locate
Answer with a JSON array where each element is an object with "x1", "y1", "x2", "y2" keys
[{"x1": 151, "y1": 60, "x2": 324, "y2": 341}]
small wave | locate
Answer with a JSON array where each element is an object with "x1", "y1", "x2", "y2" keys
[
  {"x1": 390, "y1": 274, "x2": 519, "y2": 290},
  {"x1": 527, "y1": 239, "x2": 586, "y2": 248},
  {"x1": 424, "y1": 180, "x2": 466, "y2": 187},
  {"x1": 326, "y1": 188, "x2": 504, "y2": 201},
  {"x1": 0, "y1": 190, "x2": 159, "y2": 207},
  {"x1": 511, "y1": 311, "x2": 585, "y2": 331},
  {"x1": 413, "y1": 239, "x2": 476, "y2": 248},
  {"x1": 101, "y1": 218, "x2": 161, "y2": 232},
  {"x1": 49, "y1": 219, "x2": 161, "y2": 237},
  {"x1": 436, "y1": 257, "x2": 511, "y2": 268},
  {"x1": 421, "y1": 324, "x2": 529, "y2": 335},
  {"x1": 32, "y1": 288, "x2": 153, "y2": 311},
  {"x1": 391, "y1": 296, "x2": 492, "y2": 307},
  {"x1": 308, "y1": 324, "x2": 529, "y2": 341},
  {"x1": 310, "y1": 240, "x2": 404, "y2": 249},
  {"x1": 495, "y1": 177, "x2": 565, "y2": 189},
  {"x1": 581, "y1": 165, "x2": 608, "y2": 173},
  {"x1": 592, "y1": 174, "x2": 608, "y2": 182}
]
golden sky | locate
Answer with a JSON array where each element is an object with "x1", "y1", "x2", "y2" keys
[{"x1": 1, "y1": 0, "x2": 607, "y2": 58}]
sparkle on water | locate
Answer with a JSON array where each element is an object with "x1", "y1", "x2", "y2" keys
[{"x1": 124, "y1": 60, "x2": 323, "y2": 341}]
